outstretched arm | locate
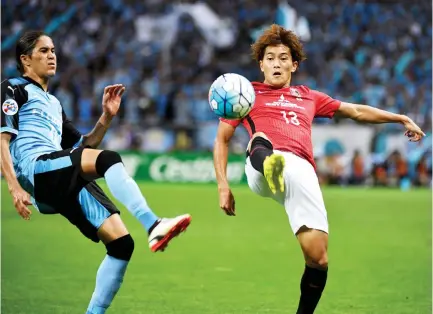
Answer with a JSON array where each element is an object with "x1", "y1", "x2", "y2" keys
[
  {"x1": 81, "y1": 112, "x2": 113, "y2": 149},
  {"x1": 336, "y1": 102, "x2": 425, "y2": 142},
  {"x1": 213, "y1": 121, "x2": 237, "y2": 216},
  {"x1": 0, "y1": 133, "x2": 32, "y2": 220},
  {"x1": 81, "y1": 84, "x2": 126, "y2": 148}
]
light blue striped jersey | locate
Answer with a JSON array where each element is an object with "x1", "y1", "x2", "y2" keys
[{"x1": 1, "y1": 76, "x2": 82, "y2": 194}]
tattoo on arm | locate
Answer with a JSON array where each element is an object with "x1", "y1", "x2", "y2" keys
[{"x1": 81, "y1": 121, "x2": 109, "y2": 148}]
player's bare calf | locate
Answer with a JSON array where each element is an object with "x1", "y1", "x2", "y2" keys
[{"x1": 296, "y1": 227, "x2": 328, "y2": 314}]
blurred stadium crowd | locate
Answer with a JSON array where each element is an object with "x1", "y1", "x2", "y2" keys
[{"x1": 1, "y1": 0, "x2": 431, "y2": 187}]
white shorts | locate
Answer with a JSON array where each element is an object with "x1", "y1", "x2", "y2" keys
[{"x1": 245, "y1": 150, "x2": 328, "y2": 234}]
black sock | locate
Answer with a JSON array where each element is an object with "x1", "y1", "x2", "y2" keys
[
  {"x1": 248, "y1": 137, "x2": 273, "y2": 175},
  {"x1": 296, "y1": 265, "x2": 328, "y2": 314}
]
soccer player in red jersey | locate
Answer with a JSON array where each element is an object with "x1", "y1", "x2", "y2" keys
[{"x1": 213, "y1": 24, "x2": 425, "y2": 314}]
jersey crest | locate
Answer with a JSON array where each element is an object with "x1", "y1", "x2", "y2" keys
[{"x1": 2, "y1": 98, "x2": 18, "y2": 115}]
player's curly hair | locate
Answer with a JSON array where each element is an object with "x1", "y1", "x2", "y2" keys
[{"x1": 251, "y1": 24, "x2": 307, "y2": 65}]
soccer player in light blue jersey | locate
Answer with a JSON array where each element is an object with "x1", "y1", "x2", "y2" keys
[{"x1": 1, "y1": 30, "x2": 191, "y2": 314}]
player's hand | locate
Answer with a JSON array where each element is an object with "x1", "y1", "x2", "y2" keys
[
  {"x1": 218, "y1": 187, "x2": 236, "y2": 216},
  {"x1": 102, "y1": 84, "x2": 126, "y2": 117},
  {"x1": 10, "y1": 186, "x2": 32, "y2": 220},
  {"x1": 402, "y1": 115, "x2": 425, "y2": 142}
]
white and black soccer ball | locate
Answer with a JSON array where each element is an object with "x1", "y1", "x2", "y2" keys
[{"x1": 208, "y1": 73, "x2": 255, "y2": 120}]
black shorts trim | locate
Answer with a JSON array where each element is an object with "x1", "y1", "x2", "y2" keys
[
  {"x1": 34, "y1": 147, "x2": 120, "y2": 242},
  {"x1": 60, "y1": 181, "x2": 120, "y2": 243}
]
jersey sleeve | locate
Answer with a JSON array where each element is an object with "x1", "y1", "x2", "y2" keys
[
  {"x1": 61, "y1": 110, "x2": 82, "y2": 149},
  {"x1": 219, "y1": 117, "x2": 242, "y2": 127},
  {"x1": 1, "y1": 80, "x2": 19, "y2": 137},
  {"x1": 311, "y1": 90, "x2": 341, "y2": 118}
]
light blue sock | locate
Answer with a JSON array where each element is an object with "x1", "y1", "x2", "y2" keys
[
  {"x1": 86, "y1": 255, "x2": 128, "y2": 314},
  {"x1": 105, "y1": 162, "x2": 159, "y2": 232}
]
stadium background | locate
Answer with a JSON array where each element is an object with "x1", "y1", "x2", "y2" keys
[
  {"x1": 1, "y1": 1, "x2": 432, "y2": 314},
  {"x1": 1, "y1": 0, "x2": 432, "y2": 187}
]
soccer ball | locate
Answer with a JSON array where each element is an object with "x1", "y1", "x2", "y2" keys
[{"x1": 208, "y1": 73, "x2": 255, "y2": 120}]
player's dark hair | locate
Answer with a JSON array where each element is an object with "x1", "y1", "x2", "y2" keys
[
  {"x1": 251, "y1": 24, "x2": 307, "y2": 65},
  {"x1": 16, "y1": 30, "x2": 48, "y2": 74}
]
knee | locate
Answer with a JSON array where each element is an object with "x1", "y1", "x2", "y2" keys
[
  {"x1": 247, "y1": 132, "x2": 271, "y2": 151},
  {"x1": 316, "y1": 255, "x2": 328, "y2": 269},
  {"x1": 248, "y1": 134, "x2": 273, "y2": 152},
  {"x1": 252, "y1": 132, "x2": 269, "y2": 141},
  {"x1": 308, "y1": 254, "x2": 328, "y2": 270},
  {"x1": 106, "y1": 234, "x2": 135, "y2": 261},
  {"x1": 95, "y1": 150, "x2": 123, "y2": 176}
]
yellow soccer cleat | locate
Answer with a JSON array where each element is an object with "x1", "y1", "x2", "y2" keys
[{"x1": 263, "y1": 154, "x2": 285, "y2": 194}]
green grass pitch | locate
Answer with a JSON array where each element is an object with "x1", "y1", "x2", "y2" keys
[{"x1": 1, "y1": 182, "x2": 431, "y2": 314}]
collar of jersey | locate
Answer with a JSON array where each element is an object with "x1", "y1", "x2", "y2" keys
[
  {"x1": 21, "y1": 75, "x2": 46, "y2": 92},
  {"x1": 253, "y1": 81, "x2": 292, "y2": 92}
]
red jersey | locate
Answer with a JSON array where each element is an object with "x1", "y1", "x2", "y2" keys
[{"x1": 220, "y1": 82, "x2": 341, "y2": 168}]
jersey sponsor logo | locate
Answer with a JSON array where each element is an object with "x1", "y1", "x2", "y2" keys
[
  {"x1": 264, "y1": 94, "x2": 305, "y2": 110},
  {"x1": 31, "y1": 108, "x2": 62, "y2": 134},
  {"x1": 2, "y1": 98, "x2": 18, "y2": 115}
]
